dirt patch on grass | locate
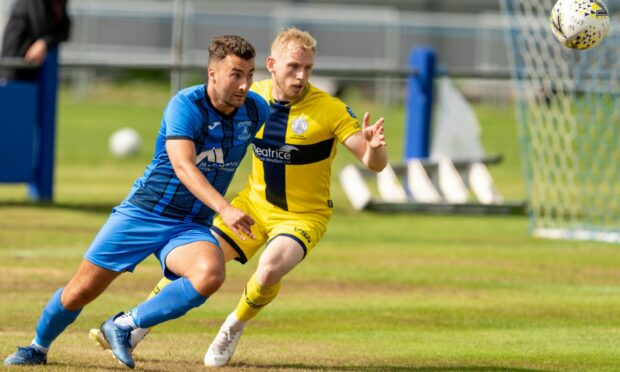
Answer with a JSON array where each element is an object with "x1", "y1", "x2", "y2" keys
[
  {"x1": 0, "y1": 267, "x2": 69, "y2": 291},
  {"x1": 0, "y1": 223, "x2": 98, "y2": 234}
]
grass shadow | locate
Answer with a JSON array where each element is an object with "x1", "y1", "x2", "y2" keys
[{"x1": 0, "y1": 200, "x2": 116, "y2": 215}]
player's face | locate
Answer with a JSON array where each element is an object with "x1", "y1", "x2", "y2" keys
[
  {"x1": 268, "y1": 44, "x2": 314, "y2": 102},
  {"x1": 208, "y1": 54, "x2": 255, "y2": 114}
]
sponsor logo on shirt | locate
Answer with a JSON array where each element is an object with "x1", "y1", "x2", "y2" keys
[
  {"x1": 196, "y1": 148, "x2": 239, "y2": 172},
  {"x1": 208, "y1": 121, "x2": 221, "y2": 130},
  {"x1": 252, "y1": 144, "x2": 299, "y2": 164}
]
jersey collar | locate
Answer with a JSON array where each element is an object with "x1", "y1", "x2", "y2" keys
[{"x1": 203, "y1": 84, "x2": 239, "y2": 119}]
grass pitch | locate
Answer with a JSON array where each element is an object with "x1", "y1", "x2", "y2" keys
[{"x1": 1, "y1": 82, "x2": 620, "y2": 371}]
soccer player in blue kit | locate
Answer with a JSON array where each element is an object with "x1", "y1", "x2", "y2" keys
[{"x1": 3, "y1": 34, "x2": 270, "y2": 369}]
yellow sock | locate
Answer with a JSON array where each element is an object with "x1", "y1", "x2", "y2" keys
[
  {"x1": 235, "y1": 274, "x2": 281, "y2": 321},
  {"x1": 148, "y1": 277, "x2": 173, "y2": 300}
]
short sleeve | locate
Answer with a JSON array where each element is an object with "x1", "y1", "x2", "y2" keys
[
  {"x1": 164, "y1": 95, "x2": 200, "y2": 140},
  {"x1": 333, "y1": 103, "x2": 362, "y2": 143}
]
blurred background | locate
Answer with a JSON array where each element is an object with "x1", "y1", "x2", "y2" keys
[
  {"x1": 0, "y1": 0, "x2": 521, "y2": 206},
  {"x1": 0, "y1": 0, "x2": 510, "y2": 79}
]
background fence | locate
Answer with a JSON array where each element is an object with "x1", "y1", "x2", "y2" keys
[{"x1": 1, "y1": 0, "x2": 511, "y2": 98}]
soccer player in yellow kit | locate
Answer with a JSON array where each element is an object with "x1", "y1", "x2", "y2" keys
[
  {"x1": 90, "y1": 27, "x2": 388, "y2": 366},
  {"x1": 204, "y1": 27, "x2": 387, "y2": 367}
]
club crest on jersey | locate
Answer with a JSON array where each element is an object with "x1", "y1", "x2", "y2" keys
[
  {"x1": 236, "y1": 121, "x2": 252, "y2": 141},
  {"x1": 291, "y1": 116, "x2": 308, "y2": 137}
]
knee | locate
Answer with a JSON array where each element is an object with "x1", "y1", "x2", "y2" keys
[
  {"x1": 255, "y1": 264, "x2": 283, "y2": 287},
  {"x1": 188, "y1": 261, "x2": 225, "y2": 296},
  {"x1": 61, "y1": 284, "x2": 97, "y2": 310}
]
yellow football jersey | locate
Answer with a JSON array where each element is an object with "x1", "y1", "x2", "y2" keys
[{"x1": 244, "y1": 79, "x2": 361, "y2": 213}]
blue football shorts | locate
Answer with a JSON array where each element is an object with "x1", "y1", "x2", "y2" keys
[{"x1": 84, "y1": 201, "x2": 219, "y2": 280}]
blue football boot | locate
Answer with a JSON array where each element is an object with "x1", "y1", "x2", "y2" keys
[
  {"x1": 4, "y1": 345, "x2": 47, "y2": 366},
  {"x1": 100, "y1": 312, "x2": 135, "y2": 369}
]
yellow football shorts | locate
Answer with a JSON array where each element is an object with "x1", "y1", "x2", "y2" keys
[{"x1": 211, "y1": 190, "x2": 330, "y2": 263}]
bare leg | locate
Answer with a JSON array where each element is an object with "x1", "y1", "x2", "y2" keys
[{"x1": 62, "y1": 259, "x2": 122, "y2": 310}]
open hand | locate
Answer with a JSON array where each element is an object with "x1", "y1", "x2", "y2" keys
[{"x1": 361, "y1": 112, "x2": 386, "y2": 149}]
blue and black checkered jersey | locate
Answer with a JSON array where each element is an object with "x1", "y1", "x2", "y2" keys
[{"x1": 126, "y1": 84, "x2": 269, "y2": 226}]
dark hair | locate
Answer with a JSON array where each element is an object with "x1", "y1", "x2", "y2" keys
[{"x1": 208, "y1": 35, "x2": 256, "y2": 64}]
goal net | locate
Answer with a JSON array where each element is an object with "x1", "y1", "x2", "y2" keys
[{"x1": 501, "y1": 0, "x2": 620, "y2": 242}]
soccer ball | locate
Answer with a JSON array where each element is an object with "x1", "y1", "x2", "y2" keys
[
  {"x1": 109, "y1": 127, "x2": 141, "y2": 158},
  {"x1": 550, "y1": 0, "x2": 610, "y2": 50}
]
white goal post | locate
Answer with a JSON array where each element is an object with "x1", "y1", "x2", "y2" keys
[{"x1": 501, "y1": 0, "x2": 620, "y2": 242}]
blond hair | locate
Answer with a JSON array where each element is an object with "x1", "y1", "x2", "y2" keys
[{"x1": 271, "y1": 28, "x2": 317, "y2": 55}]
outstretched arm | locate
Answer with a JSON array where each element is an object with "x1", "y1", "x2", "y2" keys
[
  {"x1": 343, "y1": 112, "x2": 388, "y2": 172},
  {"x1": 166, "y1": 139, "x2": 255, "y2": 240}
]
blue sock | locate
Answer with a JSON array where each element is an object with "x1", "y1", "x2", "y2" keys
[
  {"x1": 132, "y1": 277, "x2": 207, "y2": 329},
  {"x1": 34, "y1": 288, "x2": 82, "y2": 349}
]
